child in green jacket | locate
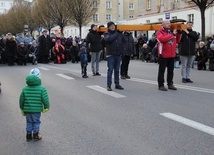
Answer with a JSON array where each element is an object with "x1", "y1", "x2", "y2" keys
[{"x1": 19, "y1": 68, "x2": 50, "y2": 141}]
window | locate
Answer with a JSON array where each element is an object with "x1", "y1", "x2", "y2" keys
[
  {"x1": 106, "y1": 1, "x2": 112, "y2": 9},
  {"x1": 188, "y1": 14, "x2": 194, "y2": 23},
  {"x1": 1, "y1": 2, "x2": 5, "y2": 6},
  {"x1": 147, "y1": 0, "x2": 151, "y2": 10},
  {"x1": 129, "y1": 3, "x2": 134, "y2": 10},
  {"x1": 92, "y1": 1, "x2": 98, "y2": 8},
  {"x1": 129, "y1": 15, "x2": 134, "y2": 19},
  {"x1": 106, "y1": 14, "x2": 112, "y2": 22},
  {"x1": 172, "y1": 16, "x2": 177, "y2": 20},
  {"x1": 146, "y1": 20, "x2": 150, "y2": 23},
  {"x1": 93, "y1": 14, "x2": 99, "y2": 22},
  {"x1": 158, "y1": 18, "x2": 163, "y2": 22}
]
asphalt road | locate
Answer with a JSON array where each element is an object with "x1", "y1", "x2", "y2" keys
[{"x1": 0, "y1": 60, "x2": 214, "y2": 155}]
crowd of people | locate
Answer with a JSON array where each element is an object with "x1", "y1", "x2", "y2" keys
[{"x1": 1, "y1": 20, "x2": 214, "y2": 91}]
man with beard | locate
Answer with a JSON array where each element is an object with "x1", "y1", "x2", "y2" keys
[{"x1": 179, "y1": 21, "x2": 199, "y2": 83}]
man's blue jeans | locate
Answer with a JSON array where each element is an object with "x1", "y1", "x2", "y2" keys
[
  {"x1": 25, "y1": 112, "x2": 41, "y2": 134},
  {"x1": 107, "y1": 55, "x2": 121, "y2": 86}
]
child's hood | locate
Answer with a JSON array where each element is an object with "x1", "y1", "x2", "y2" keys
[{"x1": 26, "y1": 75, "x2": 41, "y2": 86}]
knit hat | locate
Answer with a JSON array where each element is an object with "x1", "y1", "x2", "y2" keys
[
  {"x1": 91, "y1": 24, "x2": 97, "y2": 29},
  {"x1": 107, "y1": 21, "x2": 115, "y2": 28},
  {"x1": 30, "y1": 68, "x2": 41, "y2": 78}
]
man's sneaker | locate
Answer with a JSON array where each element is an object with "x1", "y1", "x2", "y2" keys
[
  {"x1": 115, "y1": 85, "x2": 124, "y2": 90},
  {"x1": 121, "y1": 76, "x2": 126, "y2": 79},
  {"x1": 107, "y1": 86, "x2": 112, "y2": 91},
  {"x1": 33, "y1": 133, "x2": 42, "y2": 141},
  {"x1": 82, "y1": 75, "x2": 89, "y2": 78},
  {"x1": 26, "y1": 133, "x2": 32, "y2": 141},
  {"x1": 96, "y1": 72, "x2": 101, "y2": 76},
  {"x1": 159, "y1": 86, "x2": 167, "y2": 91},
  {"x1": 182, "y1": 78, "x2": 187, "y2": 83},
  {"x1": 186, "y1": 79, "x2": 193, "y2": 83},
  {"x1": 168, "y1": 85, "x2": 177, "y2": 90},
  {"x1": 92, "y1": 72, "x2": 96, "y2": 76},
  {"x1": 125, "y1": 75, "x2": 131, "y2": 79}
]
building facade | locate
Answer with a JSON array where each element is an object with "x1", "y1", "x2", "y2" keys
[
  {"x1": 64, "y1": 0, "x2": 214, "y2": 39},
  {"x1": 0, "y1": 0, "x2": 13, "y2": 14}
]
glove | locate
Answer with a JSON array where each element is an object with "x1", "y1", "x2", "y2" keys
[
  {"x1": 21, "y1": 109, "x2": 25, "y2": 116},
  {"x1": 42, "y1": 108, "x2": 49, "y2": 113}
]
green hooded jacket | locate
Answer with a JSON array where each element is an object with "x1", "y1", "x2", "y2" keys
[{"x1": 19, "y1": 75, "x2": 49, "y2": 112}]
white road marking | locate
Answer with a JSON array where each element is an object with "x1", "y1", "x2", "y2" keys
[
  {"x1": 128, "y1": 78, "x2": 214, "y2": 94},
  {"x1": 87, "y1": 85, "x2": 126, "y2": 98},
  {"x1": 38, "y1": 67, "x2": 50, "y2": 71},
  {"x1": 160, "y1": 112, "x2": 214, "y2": 136},
  {"x1": 56, "y1": 74, "x2": 74, "y2": 80},
  {"x1": 38, "y1": 65, "x2": 214, "y2": 94}
]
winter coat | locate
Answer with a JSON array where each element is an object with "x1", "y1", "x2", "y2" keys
[
  {"x1": 123, "y1": 32, "x2": 135, "y2": 56},
  {"x1": 156, "y1": 27, "x2": 177, "y2": 58},
  {"x1": 86, "y1": 29, "x2": 102, "y2": 53},
  {"x1": 38, "y1": 35, "x2": 52, "y2": 56},
  {"x1": 69, "y1": 45, "x2": 79, "y2": 57},
  {"x1": 19, "y1": 75, "x2": 50, "y2": 112},
  {"x1": 208, "y1": 49, "x2": 214, "y2": 71},
  {"x1": 179, "y1": 29, "x2": 199, "y2": 56},
  {"x1": 104, "y1": 30, "x2": 124, "y2": 56},
  {"x1": 5, "y1": 38, "x2": 17, "y2": 57},
  {"x1": 17, "y1": 45, "x2": 28, "y2": 58},
  {"x1": 195, "y1": 46, "x2": 208, "y2": 63},
  {"x1": 79, "y1": 47, "x2": 88, "y2": 64}
]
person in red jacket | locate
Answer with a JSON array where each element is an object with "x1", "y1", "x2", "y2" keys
[{"x1": 156, "y1": 20, "x2": 179, "y2": 91}]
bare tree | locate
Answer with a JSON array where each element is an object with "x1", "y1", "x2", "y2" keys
[
  {"x1": 2, "y1": 0, "x2": 39, "y2": 35},
  {"x1": 67, "y1": 0, "x2": 100, "y2": 38},
  {"x1": 34, "y1": 0, "x2": 71, "y2": 35},
  {"x1": 187, "y1": 0, "x2": 214, "y2": 41},
  {"x1": 32, "y1": 0, "x2": 55, "y2": 34}
]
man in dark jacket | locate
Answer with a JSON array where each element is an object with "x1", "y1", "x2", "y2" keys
[
  {"x1": 5, "y1": 33, "x2": 17, "y2": 66},
  {"x1": 179, "y1": 21, "x2": 199, "y2": 83},
  {"x1": 17, "y1": 42, "x2": 28, "y2": 66},
  {"x1": 104, "y1": 21, "x2": 124, "y2": 91},
  {"x1": 121, "y1": 31, "x2": 135, "y2": 79},
  {"x1": 38, "y1": 30, "x2": 52, "y2": 63},
  {"x1": 86, "y1": 24, "x2": 102, "y2": 76}
]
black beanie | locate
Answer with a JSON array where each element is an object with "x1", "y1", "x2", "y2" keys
[
  {"x1": 107, "y1": 21, "x2": 115, "y2": 28},
  {"x1": 91, "y1": 24, "x2": 97, "y2": 29}
]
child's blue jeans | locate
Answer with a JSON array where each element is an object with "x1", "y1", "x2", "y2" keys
[{"x1": 25, "y1": 112, "x2": 41, "y2": 134}]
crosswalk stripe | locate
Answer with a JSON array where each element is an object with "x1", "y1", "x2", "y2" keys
[
  {"x1": 87, "y1": 85, "x2": 126, "y2": 98},
  {"x1": 160, "y1": 112, "x2": 214, "y2": 136},
  {"x1": 56, "y1": 74, "x2": 74, "y2": 80}
]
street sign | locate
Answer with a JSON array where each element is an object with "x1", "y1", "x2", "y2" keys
[
  {"x1": 165, "y1": 12, "x2": 170, "y2": 20},
  {"x1": 38, "y1": 27, "x2": 42, "y2": 32},
  {"x1": 24, "y1": 25, "x2": 29, "y2": 32}
]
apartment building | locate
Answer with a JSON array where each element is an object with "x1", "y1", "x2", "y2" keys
[
  {"x1": 64, "y1": 0, "x2": 139, "y2": 38},
  {"x1": 64, "y1": 0, "x2": 214, "y2": 38},
  {"x1": 128, "y1": 0, "x2": 214, "y2": 37},
  {"x1": 0, "y1": 0, "x2": 13, "y2": 14}
]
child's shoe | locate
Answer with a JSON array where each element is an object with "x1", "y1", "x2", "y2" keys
[
  {"x1": 33, "y1": 133, "x2": 42, "y2": 141},
  {"x1": 26, "y1": 133, "x2": 32, "y2": 141}
]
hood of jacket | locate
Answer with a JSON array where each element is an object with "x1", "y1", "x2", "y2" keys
[{"x1": 26, "y1": 75, "x2": 41, "y2": 86}]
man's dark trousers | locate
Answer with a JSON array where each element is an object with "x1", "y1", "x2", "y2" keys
[{"x1": 158, "y1": 57, "x2": 174, "y2": 87}]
